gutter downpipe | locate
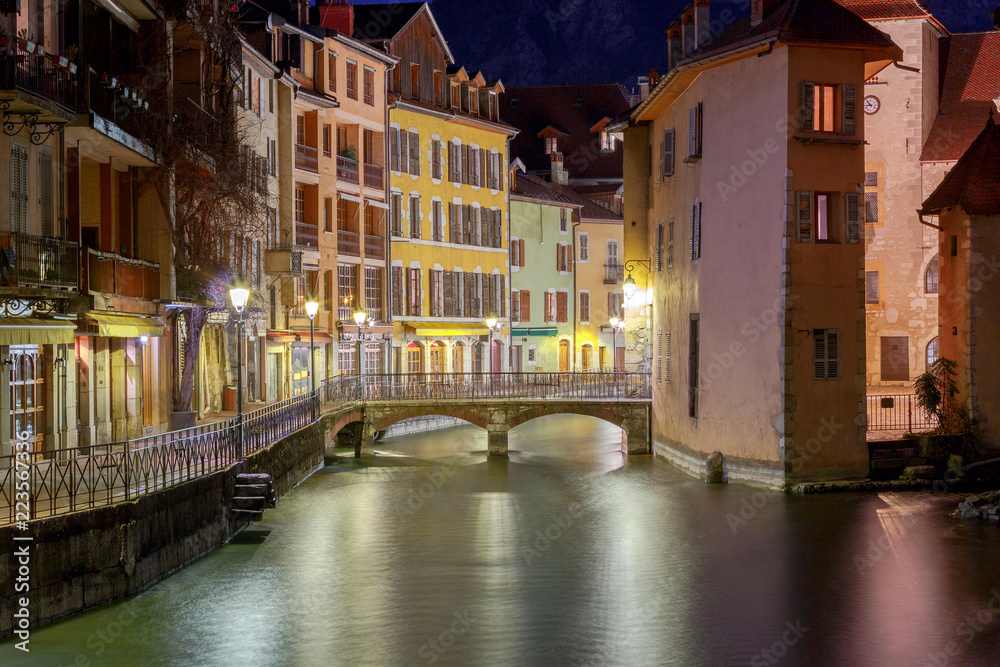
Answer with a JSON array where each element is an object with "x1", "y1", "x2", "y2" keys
[
  {"x1": 572, "y1": 217, "x2": 581, "y2": 371},
  {"x1": 384, "y1": 57, "x2": 396, "y2": 374}
]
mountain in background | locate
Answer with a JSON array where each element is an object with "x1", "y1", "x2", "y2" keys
[{"x1": 375, "y1": 0, "x2": 997, "y2": 87}]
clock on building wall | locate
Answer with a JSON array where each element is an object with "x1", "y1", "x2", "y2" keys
[{"x1": 864, "y1": 96, "x2": 880, "y2": 115}]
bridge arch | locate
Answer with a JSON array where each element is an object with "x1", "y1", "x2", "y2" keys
[
  {"x1": 506, "y1": 404, "x2": 628, "y2": 432},
  {"x1": 368, "y1": 405, "x2": 493, "y2": 433}
]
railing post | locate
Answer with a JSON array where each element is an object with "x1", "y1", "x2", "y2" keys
[{"x1": 908, "y1": 395, "x2": 913, "y2": 433}]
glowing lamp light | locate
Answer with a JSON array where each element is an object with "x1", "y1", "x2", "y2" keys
[
  {"x1": 485, "y1": 317, "x2": 498, "y2": 330},
  {"x1": 229, "y1": 286, "x2": 250, "y2": 312},
  {"x1": 305, "y1": 298, "x2": 319, "y2": 319},
  {"x1": 140, "y1": 335, "x2": 149, "y2": 343},
  {"x1": 353, "y1": 308, "x2": 367, "y2": 326},
  {"x1": 609, "y1": 316, "x2": 620, "y2": 329},
  {"x1": 623, "y1": 274, "x2": 637, "y2": 298}
]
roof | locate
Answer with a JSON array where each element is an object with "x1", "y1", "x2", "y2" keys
[
  {"x1": 351, "y1": 2, "x2": 455, "y2": 63},
  {"x1": 921, "y1": 112, "x2": 1000, "y2": 215},
  {"x1": 833, "y1": 0, "x2": 931, "y2": 21},
  {"x1": 692, "y1": 0, "x2": 899, "y2": 62},
  {"x1": 511, "y1": 173, "x2": 581, "y2": 207},
  {"x1": 500, "y1": 84, "x2": 631, "y2": 182},
  {"x1": 921, "y1": 32, "x2": 1000, "y2": 162}
]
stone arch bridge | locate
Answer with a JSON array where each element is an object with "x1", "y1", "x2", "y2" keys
[{"x1": 319, "y1": 373, "x2": 652, "y2": 457}]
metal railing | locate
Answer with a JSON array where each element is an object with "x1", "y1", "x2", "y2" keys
[
  {"x1": 0, "y1": 231, "x2": 78, "y2": 289},
  {"x1": 80, "y1": 68, "x2": 150, "y2": 141},
  {"x1": 295, "y1": 144, "x2": 318, "y2": 172},
  {"x1": 365, "y1": 234, "x2": 385, "y2": 260},
  {"x1": 0, "y1": 41, "x2": 77, "y2": 111},
  {"x1": 175, "y1": 97, "x2": 220, "y2": 153},
  {"x1": 0, "y1": 373, "x2": 651, "y2": 525},
  {"x1": 866, "y1": 394, "x2": 939, "y2": 432},
  {"x1": 363, "y1": 163, "x2": 384, "y2": 189},
  {"x1": 604, "y1": 264, "x2": 624, "y2": 284},
  {"x1": 338, "y1": 155, "x2": 359, "y2": 183},
  {"x1": 83, "y1": 247, "x2": 160, "y2": 299},
  {"x1": 338, "y1": 230, "x2": 360, "y2": 256},
  {"x1": 296, "y1": 222, "x2": 318, "y2": 249}
]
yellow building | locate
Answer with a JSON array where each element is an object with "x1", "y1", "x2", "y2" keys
[{"x1": 350, "y1": 2, "x2": 516, "y2": 374}]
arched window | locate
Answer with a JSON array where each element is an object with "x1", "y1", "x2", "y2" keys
[
  {"x1": 926, "y1": 337, "x2": 939, "y2": 369},
  {"x1": 451, "y1": 342, "x2": 464, "y2": 373},
  {"x1": 429, "y1": 341, "x2": 446, "y2": 375},
  {"x1": 581, "y1": 343, "x2": 593, "y2": 370},
  {"x1": 925, "y1": 255, "x2": 939, "y2": 294},
  {"x1": 406, "y1": 342, "x2": 422, "y2": 375}
]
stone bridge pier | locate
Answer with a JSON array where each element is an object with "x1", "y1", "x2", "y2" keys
[{"x1": 331, "y1": 401, "x2": 651, "y2": 457}]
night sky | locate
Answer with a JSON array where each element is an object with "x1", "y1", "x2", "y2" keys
[{"x1": 351, "y1": 0, "x2": 998, "y2": 87}]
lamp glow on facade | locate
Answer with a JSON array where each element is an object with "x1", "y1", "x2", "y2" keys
[
  {"x1": 485, "y1": 317, "x2": 498, "y2": 330},
  {"x1": 305, "y1": 298, "x2": 319, "y2": 320},
  {"x1": 229, "y1": 286, "x2": 250, "y2": 312},
  {"x1": 353, "y1": 307, "x2": 368, "y2": 327}
]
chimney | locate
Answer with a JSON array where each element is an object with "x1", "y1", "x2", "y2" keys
[
  {"x1": 638, "y1": 76, "x2": 650, "y2": 101},
  {"x1": 694, "y1": 0, "x2": 711, "y2": 49},
  {"x1": 751, "y1": 0, "x2": 781, "y2": 28},
  {"x1": 648, "y1": 67, "x2": 661, "y2": 88},
  {"x1": 667, "y1": 21, "x2": 682, "y2": 69},
  {"x1": 316, "y1": 0, "x2": 355, "y2": 35},
  {"x1": 550, "y1": 152, "x2": 569, "y2": 186},
  {"x1": 681, "y1": 6, "x2": 695, "y2": 56}
]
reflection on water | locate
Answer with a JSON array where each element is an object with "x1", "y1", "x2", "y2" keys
[{"x1": 4, "y1": 415, "x2": 1000, "y2": 666}]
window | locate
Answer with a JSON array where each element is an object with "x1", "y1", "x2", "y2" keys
[
  {"x1": 346, "y1": 61, "x2": 358, "y2": 100},
  {"x1": 689, "y1": 201, "x2": 702, "y2": 260},
  {"x1": 408, "y1": 268, "x2": 421, "y2": 316},
  {"x1": 409, "y1": 196, "x2": 421, "y2": 239},
  {"x1": 434, "y1": 70, "x2": 443, "y2": 106},
  {"x1": 865, "y1": 271, "x2": 879, "y2": 304},
  {"x1": 544, "y1": 137, "x2": 558, "y2": 155},
  {"x1": 661, "y1": 129, "x2": 675, "y2": 177},
  {"x1": 925, "y1": 255, "x2": 939, "y2": 294},
  {"x1": 581, "y1": 344, "x2": 593, "y2": 370},
  {"x1": 323, "y1": 125, "x2": 331, "y2": 157},
  {"x1": 431, "y1": 200, "x2": 444, "y2": 241},
  {"x1": 814, "y1": 329, "x2": 840, "y2": 380},
  {"x1": 556, "y1": 291, "x2": 568, "y2": 323},
  {"x1": 654, "y1": 223, "x2": 664, "y2": 271},
  {"x1": 801, "y1": 82, "x2": 856, "y2": 134},
  {"x1": 556, "y1": 243, "x2": 570, "y2": 272},
  {"x1": 337, "y1": 197, "x2": 349, "y2": 231},
  {"x1": 559, "y1": 209, "x2": 569, "y2": 233},
  {"x1": 451, "y1": 83, "x2": 460, "y2": 110},
  {"x1": 601, "y1": 131, "x2": 615, "y2": 151},
  {"x1": 324, "y1": 197, "x2": 333, "y2": 232},
  {"x1": 578, "y1": 233, "x2": 589, "y2": 262},
  {"x1": 797, "y1": 191, "x2": 856, "y2": 243},
  {"x1": 391, "y1": 266, "x2": 405, "y2": 316},
  {"x1": 865, "y1": 192, "x2": 878, "y2": 223},
  {"x1": 814, "y1": 84, "x2": 836, "y2": 132},
  {"x1": 390, "y1": 193, "x2": 403, "y2": 237},
  {"x1": 431, "y1": 270, "x2": 444, "y2": 317},
  {"x1": 606, "y1": 239, "x2": 618, "y2": 269},
  {"x1": 338, "y1": 344, "x2": 356, "y2": 376},
  {"x1": 544, "y1": 292, "x2": 554, "y2": 322},
  {"x1": 365, "y1": 344, "x2": 382, "y2": 376},
  {"x1": 865, "y1": 171, "x2": 878, "y2": 187},
  {"x1": 410, "y1": 63, "x2": 420, "y2": 100},
  {"x1": 431, "y1": 140, "x2": 443, "y2": 180},
  {"x1": 296, "y1": 115, "x2": 305, "y2": 146},
  {"x1": 408, "y1": 130, "x2": 420, "y2": 175},
  {"x1": 452, "y1": 343, "x2": 464, "y2": 373},
  {"x1": 689, "y1": 316, "x2": 699, "y2": 418},
  {"x1": 337, "y1": 264, "x2": 358, "y2": 320},
  {"x1": 328, "y1": 53, "x2": 336, "y2": 93},
  {"x1": 511, "y1": 289, "x2": 520, "y2": 322},
  {"x1": 363, "y1": 67, "x2": 375, "y2": 106},
  {"x1": 295, "y1": 187, "x2": 306, "y2": 224},
  {"x1": 579, "y1": 292, "x2": 590, "y2": 323},
  {"x1": 608, "y1": 292, "x2": 624, "y2": 320},
  {"x1": 926, "y1": 337, "x2": 939, "y2": 369},
  {"x1": 687, "y1": 103, "x2": 703, "y2": 159},
  {"x1": 406, "y1": 343, "x2": 422, "y2": 374},
  {"x1": 269, "y1": 139, "x2": 277, "y2": 177},
  {"x1": 389, "y1": 128, "x2": 401, "y2": 172}
]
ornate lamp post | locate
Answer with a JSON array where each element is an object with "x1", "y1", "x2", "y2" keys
[
  {"x1": 609, "y1": 315, "x2": 626, "y2": 372},
  {"x1": 229, "y1": 283, "x2": 250, "y2": 458},
  {"x1": 623, "y1": 259, "x2": 651, "y2": 304},
  {"x1": 485, "y1": 315, "x2": 504, "y2": 395},
  {"x1": 305, "y1": 297, "x2": 318, "y2": 420},
  {"x1": 353, "y1": 305, "x2": 370, "y2": 391}
]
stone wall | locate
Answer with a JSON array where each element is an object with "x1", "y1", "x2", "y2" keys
[{"x1": 0, "y1": 417, "x2": 326, "y2": 638}]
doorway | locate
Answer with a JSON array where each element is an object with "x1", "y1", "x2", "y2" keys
[
  {"x1": 9, "y1": 345, "x2": 44, "y2": 452},
  {"x1": 558, "y1": 340, "x2": 569, "y2": 372}
]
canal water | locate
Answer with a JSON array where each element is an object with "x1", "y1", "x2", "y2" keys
[{"x1": 4, "y1": 415, "x2": 1000, "y2": 666}]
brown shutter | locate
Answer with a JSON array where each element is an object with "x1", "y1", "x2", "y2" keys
[
  {"x1": 462, "y1": 144, "x2": 470, "y2": 184},
  {"x1": 521, "y1": 291, "x2": 530, "y2": 323},
  {"x1": 409, "y1": 131, "x2": 420, "y2": 175},
  {"x1": 449, "y1": 203, "x2": 457, "y2": 243},
  {"x1": 399, "y1": 130, "x2": 409, "y2": 174},
  {"x1": 519, "y1": 239, "x2": 526, "y2": 267},
  {"x1": 479, "y1": 149, "x2": 486, "y2": 188},
  {"x1": 499, "y1": 275, "x2": 506, "y2": 317},
  {"x1": 465, "y1": 271, "x2": 473, "y2": 316},
  {"x1": 557, "y1": 292, "x2": 567, "y2": 323},
  {"x1": 498, "y1": 153, "x2": 505, "y2": 191}
]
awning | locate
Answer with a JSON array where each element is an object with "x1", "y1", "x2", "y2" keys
[
  {"x1": 267, "y1": 331, "x2": 297, "y2": 344},
  {"x1": 295, "y1": 331, "x2": 334, "y2": 345},
  {"x1": 511, "y1": 327, "x2": 558, "y2": 337},
  {"x1": 366, "y1": 199, "x2": 389, "y2": 210},
  {"x1": 339, "y1": 192, "x2": 363, "y2": 204},
  {"x1": 405, "y1": 322, "x2": 489, "y2": 337},
  {"x1": 86, "y1": 313, "x2": 165, "y2": 338},
  {"x1": 0, "y1": 318, "x2": 76, "y2": 345}
]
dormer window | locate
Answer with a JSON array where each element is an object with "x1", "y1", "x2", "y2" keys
[
  {"x1": 601, "y1": 131, "x2": 616, "y2": 152},
  {"x1": 470, "y1": 88, "x2": 479, "y2": 115},
  {"x1": 544, "y1": 137, "x2": 558, "y2": 155},
  {"x1": 451, "y1": 83, "x2": 460, "y2": 110},
  {"x1": 488, "y1": 92, "x2": 497, "y2": 120}
]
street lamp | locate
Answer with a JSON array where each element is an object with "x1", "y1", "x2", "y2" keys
[
  {"x1": 229, "y1": 283, "x2": 250, "y2": 458},
  {"x1": 609, "y1": 316, "x2": 625, "y2": 372},
  {"x1": 623, "y1": 259, "x2": 651, "y2": 303},
  {"x1": 353, "y1": 304, "x2": 368, "y2": 381},
  {"x1": 485, "y1": 316, "x2": 504, "y2": 394},
  {"x1": 305, "y1": 297, "x2": 318, "y2": 419}
]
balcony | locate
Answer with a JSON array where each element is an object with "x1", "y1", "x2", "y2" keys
[
  {"x1": 337, "y1": 156, "x2": 359, "y2": 184},
  {"x1": 83, "y1": 248, "x2": 160, "y2": 300},
  {"x1": 175, "y1": 98, "x2": 220, "y2": 154},
  {"x1": 297, "y1": 223, "x2": 318, "y2": 250},
  {"x1": 0, "y1": 41, "x2": 77, "y2": 114},
  {"x1": 0, "y1": 232, "x2": 78, "y2": 290},
  {"x1": 604, "y1": 264, "x2": 624, "y2": 285},
  {"x1": 364, "y1": 235, "x2": 385, "y2": 261},
  {"x1": 363, "y1": 163, "x2": 384, "y2": 190},
  {"x1": 264, "y1": 245, "x2": 303, "y2": 276},
  {"x1": 338, "y1": 230, "x2": 360, "y2": 257},
  {"x1": 295, "y1": 144, "x2": 318, "y2": 172},
  {"x1": 79, "y1": 68, "x2": 151, "y2": 150}
]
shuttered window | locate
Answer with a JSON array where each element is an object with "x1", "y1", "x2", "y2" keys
[
  {"x1": 408, "y1": 268, "x2": 422, "y2": 316},
  {"x1": 814, "y1": 329, "x2": 840, "y2": 380},
  {"x1": 398, "y1": 130, "x2": 408, "y2": 174},
  {"x1": 797, "y1": 191, "x2": 813, "y2": 243},
  {"x1": 409, "y1": 196, "x2": 421, "y2": 239},
  {"x1": 845, "y1": 192, "x2": 861, "y2": 243},
  {"x1": 664, "y1": 331, "x2": 671, "y2": 384},
  {"x1": 656, "y1": 327, "x2": 662, "y2": 384},
  {"x1": 800, "y1": 81, "x2": 815, "y2": 132},
  {"x1": 661, "y1": 129, "x2": 675, "y2": 177},
  {"x1": 408, "y1": 131, "x2": 420, "y2": 175},
  {"x1": 687, "y1": 104, "x2": 702, "y2": 158},
  {"x1": 556, "y1": 292, "x2": 568, "y2": 323},
  {"x1": 544, "y1": 292, "x2": 553, "y2": 322},
  {"x1": 431, "y1": 270, "x2": 444, "y2": 316},
  {"x1": 10, "y1": 144, "x2": 28, "y2": 234},
  {"x1": 865, "y1": 271, "x2": 879, "y2": 304},
  {"x1": 38, "y1": 151, "x2": 53, "y2": 237},
  {"x1": 865, "y1": 192, "x2": 879, "y2": 223},
  {"x1": 842, "y1": 83, "x2": 857, "y2": 135},
  {"x1": 654, "y1": 223, "x2": 664, "y2": 271},
  {"x1": 579, "y1": 292, "x2": 590, "y2": 323},
  {"x1": 689, "y1": 202, "x2": 702, "y2": 260},
  {"x1": 520, "y1": 291, "x2": 530, "y2": 323}
]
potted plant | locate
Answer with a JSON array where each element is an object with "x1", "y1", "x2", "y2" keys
[{"x1": 17, "y1": 29, "x2": 36, "y2": 54}]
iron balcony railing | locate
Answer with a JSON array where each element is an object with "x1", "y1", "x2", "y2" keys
[
  {"x1": 363, "y1": 163, "x2": 384, "y2": 189},
  {"x1": 0, "y1": 231, "x2": 78, "y2": 290},
  {"x1": 175, "y1": 97, "x2": 221, "y2": 153},
  {"x1": 338, "y1": 155, "x2": 359, "y2": 184},
  {"x1": 296, "y1": 222, "x2": 319, "y2": 249},
  {"x1": 295, "y1": 144, "x2": 318, "y2": 172},
  {"x1": 0, "y1": 373, "x2": 651, "y2": 526},
  {"x1": 83, "y1": 247, "x2": 160, "y2": 300},
  {"x1": 338, "y1": 229, "x2": 360, "y2": 256},
  {"x1": 0, "y1": 40, "x2": 77, "y2": 111},
  {"x1": 80, "y1": 68, "x2": 150, "y2": 141},
  {"x1": 866, "y1": 394, "x2": 939, "y2": 432}
]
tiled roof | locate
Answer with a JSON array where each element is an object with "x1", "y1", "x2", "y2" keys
[
  {"x1": 500, "y1": 84, "x2": 631, "y2": 182},
  {"x1": 921, "y1": 32, "x2": 1000, "y2": 162},
  {"x1": 548, "y1": 182, "x2": 623, "y2": 222},
  {"x1": 351, "y1": 3, "x2": 426, "y2": 42},
  {"x1": 689, "y1": 0, "x2": 899, "y2": 63},
  {"x1": 511, "y1": 173, "x2": 581, "y2": 207},
  {"x1": 921, "y1": 112, "x2": 1000, "y2": 215},
  {"x1": 833, "y1": 0, "x2": 930, "y2": 20}
]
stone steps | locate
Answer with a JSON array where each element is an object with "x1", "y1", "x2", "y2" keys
[{"x1": 230, "y1": 473, "x2": 276, "y2": 521}]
